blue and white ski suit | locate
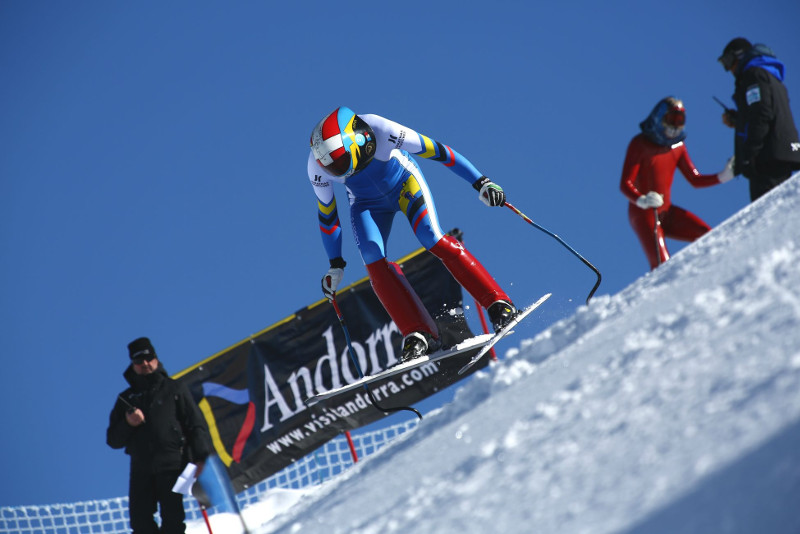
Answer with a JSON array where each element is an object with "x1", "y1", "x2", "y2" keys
[{"x1": 307, "y1": 113, "x2": 510, "y2": 338}]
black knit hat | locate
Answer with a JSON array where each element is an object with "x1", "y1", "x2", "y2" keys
[
  {"x1": 128, "y1": 337, "x2": 157, "y2": 360},
  {"x1": 718, "y1": 38, "x2": 752, "y2": 68}
]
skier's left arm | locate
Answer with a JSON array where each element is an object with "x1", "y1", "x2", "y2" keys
[
  {"x1": 366, "y1": 114, "x2": 506, "y2": 206},
  {"x1": 412, "y1": 130, "x2": 506, "y2": 206},
  {"x1": 676, "y1": 144, "x2": 734, "y2": 187}
]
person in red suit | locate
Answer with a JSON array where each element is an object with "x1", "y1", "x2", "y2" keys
[{"x1": 620, "y1": 97, "x2": 734, "y2": 270}]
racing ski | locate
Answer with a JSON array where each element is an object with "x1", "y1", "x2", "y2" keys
[{"x1": 458, "y1": 292, "x2": 552, "y2": 375}]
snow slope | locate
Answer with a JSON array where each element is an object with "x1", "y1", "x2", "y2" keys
[{"x1": 196, "y1": 173, "x2": 800, "y2": 534}]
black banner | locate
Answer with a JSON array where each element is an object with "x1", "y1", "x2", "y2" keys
[{"x1": 175, "y1": 243, "x2": 487, "y2": 493}]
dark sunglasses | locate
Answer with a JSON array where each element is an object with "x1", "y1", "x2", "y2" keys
[{"x1": 132, "y1": 354, "x2": 157, "y2": 365}]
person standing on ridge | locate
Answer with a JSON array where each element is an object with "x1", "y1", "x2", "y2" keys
[
  {"x1": 308, "y1": 107, "x2": 516, "y2": 363},
  {"x1": 620, "y1": 97, "x2": 734, "y2": 270},
  {"x1": 717, "y1": 37, "x2": 800, "y2": 201},
  {"x1": 107, "y1": 337, "x2": 211, "y2": 534}
]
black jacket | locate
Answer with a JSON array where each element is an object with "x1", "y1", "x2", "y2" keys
[
  {"x1": 107, "y1": 363, "x2": 211, "y2": 473},
  {"x1": 732, "y1": 44, "x2": 800, "y2": 178}
]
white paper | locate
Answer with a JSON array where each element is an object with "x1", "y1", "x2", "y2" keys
[{"x1": 172, "y1": 462, "x2": 198, "y2": 495}]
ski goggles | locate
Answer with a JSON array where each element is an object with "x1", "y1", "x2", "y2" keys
[{"x1": 663, "y1": 109, "x2": 685, "y2": 128}]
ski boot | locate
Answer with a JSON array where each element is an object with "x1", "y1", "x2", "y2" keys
[
  {"x1": 400, "y1": 332, "x2": 441, "y2": 364},
  {"x1": 487, "y1": 300, "x2": 518, "y2": 333}
]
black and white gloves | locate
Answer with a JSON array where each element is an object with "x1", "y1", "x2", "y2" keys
[
  {"x1": 321, "y1": 257, "x2": 346, "y2": 301},
  {"x1": 635, "y1": 191, "x2": 664, "y2": 209},
  {"x1": 473, "y1": 176, "x2": 506, "y2": 207}
]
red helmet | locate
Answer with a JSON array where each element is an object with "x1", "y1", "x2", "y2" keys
[
  {"x1": 640, "y1": 96, "x2": 687, "y2": 145},
  {"x1": 662, "y1": 99, "x2": 686, "y2": 129},
  {"x1": 310, "y1": 107, "x2": 376, "y2": 178}
]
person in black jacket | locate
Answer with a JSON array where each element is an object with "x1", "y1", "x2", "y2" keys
[
  {"x1": 107, "y1": 337, "x2": 211, "y2": 534},
  {"x1": 718, "y1": 37, "x2": 800, "y2": 201}
]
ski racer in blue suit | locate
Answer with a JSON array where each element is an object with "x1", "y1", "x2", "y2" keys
[{"x1": 308, "y1": 107, "x2": 516, "y2": 363}]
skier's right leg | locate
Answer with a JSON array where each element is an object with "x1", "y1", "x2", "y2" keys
[
  {"x1": 365, "y1": 258, "x2": 440, "y2": 361},
  {"x1": 352, "y1": 199, "x2": 440, "y2": 363},
  {"x1": 629, "y1": 204, "x2": 668, "y2": 270}
]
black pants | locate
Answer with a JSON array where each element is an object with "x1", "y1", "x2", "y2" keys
[
  {"x1": 129, "y1": 468, "x2": 185, "y2": 534},
  {"x1": 748, "y1": 160, "x2": 796, "y2": 201}
]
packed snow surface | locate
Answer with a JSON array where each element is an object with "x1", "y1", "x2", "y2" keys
[{"x1": 191, "y1": 173, "x2": 800, "y2": 534}]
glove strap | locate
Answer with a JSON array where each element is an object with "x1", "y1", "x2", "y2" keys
[{"x1": 472, "y1": 176, "x2": 491, "y2": 192}]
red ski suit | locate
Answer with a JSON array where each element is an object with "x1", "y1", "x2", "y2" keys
[{"x1": 620, "y1": 134, "x2": 722, "y2": 269}]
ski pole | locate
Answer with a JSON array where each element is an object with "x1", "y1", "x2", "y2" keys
[
  {"x1": 330, "y1": 295, "x2": 422, "y2": 420},
  {"x1": 504, "y1": 201, "x2": 601, "y2": 305},
  {"x1": 653, "y1": 208, "x2": 662, "y2": 267}
]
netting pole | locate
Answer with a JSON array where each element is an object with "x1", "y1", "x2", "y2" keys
[
  {"x1": 345, "y1": 431, "x2": 359, "y2": 463},
  {"x1": 201, "y1": 506, "x2": 214, "y2": 534}
]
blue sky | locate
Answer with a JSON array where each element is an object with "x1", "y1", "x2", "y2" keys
[{"x1": 1, "y1": 1, "x2": 798, "y2": 507}]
